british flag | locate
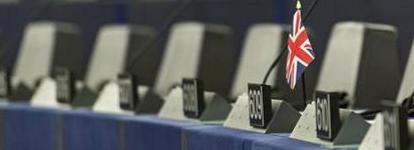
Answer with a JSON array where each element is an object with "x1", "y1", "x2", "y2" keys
[{"x1": 286, "y1": 8, "x2": 315, "y2": 90}]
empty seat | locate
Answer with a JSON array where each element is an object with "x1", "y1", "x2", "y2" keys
[
  {"x1": 397, "y1": 40, "x2": 414, "y2": 103},
  {"x1": 229, "y1": 23, "x2": 288, "y2": 99},
  {"x1": 153, "y1": 22, "x2": 233, "y2": 97},
  {"x1": 11, "y1": 21, "x2": 84, "y2": 100},
  {"x1": 316, "y1": 22, "x2": 400, "y2": 109},
  {"x1": 12, "y1": 22, "x2": 83, "y2": 92},
  {"x1": 84, "y1": 24, "x2": 156, "y2": 92}
]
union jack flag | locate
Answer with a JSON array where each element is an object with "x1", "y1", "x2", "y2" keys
[{"x1": 286, "y1": 8, "x2": 315, "y2": 90}]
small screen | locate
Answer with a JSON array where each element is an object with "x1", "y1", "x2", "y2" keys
[
  {"x1": 315, "y1": 91, "x2": 341, "y2": 141},
  {"x1": 54, "y1": 68, "x2": 73, "y2": 103}
]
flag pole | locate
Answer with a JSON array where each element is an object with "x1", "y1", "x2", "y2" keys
[
  {"x1": 301, "y1": 73, "x2": 307, "y2": 107},
  {"x1": 297, "y1": 0, "x2": 308, "y2": 108}
]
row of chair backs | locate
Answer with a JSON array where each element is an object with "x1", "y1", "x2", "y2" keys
[{"x1": 9, "y1": 21, "x2": 413, "y2": 109}]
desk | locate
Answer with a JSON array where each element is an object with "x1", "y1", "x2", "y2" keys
[
  {"x1": 251, "y1": 134, "x2": 329, "y2": 150},
  {"x1": 61, "y1": 110, "x2": 124, "y2": 150},
  {"x1": 183, "y1": 126, "x2": 328, "y2": 150},
  {"x1": 1, "y1": 103, "x2": 60, "y2": 150},
  {"x1": 0, "y1": 103, "x2": 336, "y2": 150},
  {"x1": 123, "y1": 116, "x2": 198, "y2": 150}
]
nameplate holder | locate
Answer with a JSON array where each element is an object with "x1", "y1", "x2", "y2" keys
[
  {"x1": 53, "y1": 67, "x2": 75, "y2": 104},
  {"x1": 315, "y1": 91, "x2": 341, "y2": 141},
  {"x1": 92, "y1": 78, "x2": 163, "y2": 115},
  {"x1": 92, "y1": 82, "x2": 134, "y2": 115},
  {"x1": 31, "y1": 78, "x2": 70, "y2": 109},
  {"x1": 182, "y1": 78, "x2": 205, "y2": 119},
  {"x1": 248, "y1": 83, "x2": 272, "y2": 128},
  {"x1": 290, "y1": 100, "x2": 370, "y2": 147},
  {"x1": 159, "y1": 81, "x2": 232, "y2": 122},
  {"x1": 359, "y1": 101, "x2": 410, "y2": 150},
  {"x1": 223, "y1": 92, "x2": 301, "y2": 133},
  {"x1": 359, "y1": 114, "x2": 385, "y2": 150},
  {"x1": 118, "y1": 73, "x2": 139, "y2": 111},
  {"x1": 88, "y1": 71, "x2": 164, "y2": 114}
]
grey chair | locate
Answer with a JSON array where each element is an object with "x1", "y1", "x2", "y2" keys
[
  {"x1": 12, "y1": 21, "x2": 83, "y2": 100},
  {"x1": 84, "y1": 24, "x2": 156, "y2": 92},
  {"x1": 397, "y1": 40, "x2": 414, "y2": 104},
  {"x1": 153, "y1": 22, "x2": 233, "y2": 97},
  {"x1": 316, "y1": 22, "x2": 400, "y2": 109},
  {"x1": 229, "y1": 23, "x2": 288, "y2": 99},
  {"x1": 73, "y1": 24, "x2": 156, "y2": 107}
]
